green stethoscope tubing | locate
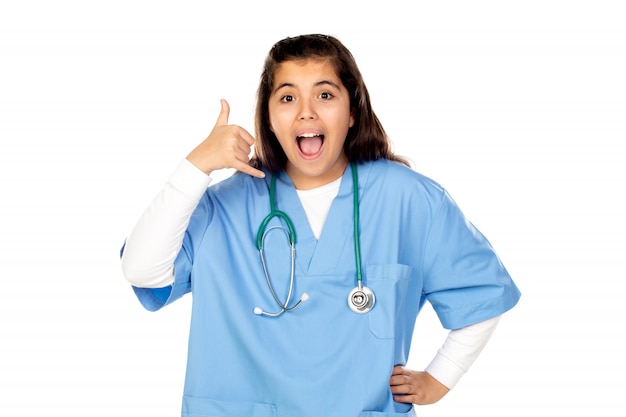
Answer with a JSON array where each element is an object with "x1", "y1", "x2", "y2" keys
[
  {"x1": 351, "y1": 161, "x2": 363, "y2": 286},
  {"x1": 255, "y1": 162, "x2": 374, "y2": 316},
  {"x1": 256, "y1": 173, "x2": 297, "y2": 250},
  {"x1": 255, "y1": 172, "x2": 300, "y2": 316}
]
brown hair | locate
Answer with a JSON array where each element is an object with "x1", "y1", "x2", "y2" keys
[{"x1": 251, "y1": 34, "x2": 409, "y2": 173}]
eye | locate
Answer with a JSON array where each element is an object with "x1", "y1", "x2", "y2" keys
[
  {"x1": 280, "y1": 95, "x2": 294, "y2": 102},
  {"x1": 319, "y1": 92, "x2": 333, "y2": 99}
]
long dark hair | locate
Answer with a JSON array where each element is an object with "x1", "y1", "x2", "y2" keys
[{"x1": 251, "y1": 34, "x2": 409, "y2": 173}]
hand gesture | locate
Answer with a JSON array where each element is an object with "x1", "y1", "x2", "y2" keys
[
  {"x1": 186, "y1": 99, "x2": 265, "y2": 178},
  {"x1": 390, "y1": 365, "x2": 450, "y2": 405}
]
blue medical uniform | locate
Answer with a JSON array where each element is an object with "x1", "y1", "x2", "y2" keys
[{"x1": 131, "y1": 159, "x2": 520, "y2": 417}]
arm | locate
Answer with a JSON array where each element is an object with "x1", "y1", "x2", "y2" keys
[
  {"x1": 120, "y1": 159, "x2": 211, "y2": 288},
  {"x1": 390, "y1": 315, "x2": 501, "y2": 405},
  {"x1": 121, "y1": 99, "x2": 264, "y2": 288}
]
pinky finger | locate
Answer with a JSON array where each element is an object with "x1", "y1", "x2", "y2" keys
[
  {"x1": 393, "y1": 395, "x2": 414, "y2": 404},
  {"x1": 237, "y1": 163, "x2": 266, "y2": 179}
]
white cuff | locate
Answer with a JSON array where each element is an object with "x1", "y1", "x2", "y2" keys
[{"x1": 425, "y1": 315, "x2": 501, "y2": 389}]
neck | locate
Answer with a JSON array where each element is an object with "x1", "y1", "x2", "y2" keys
[{"x1": 285, "y1": 158, "x2": 349, "y2": 190}]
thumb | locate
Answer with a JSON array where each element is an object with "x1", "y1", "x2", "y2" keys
[{"x1": 214, "y1": 99, "x2": 230, "y2": 127}]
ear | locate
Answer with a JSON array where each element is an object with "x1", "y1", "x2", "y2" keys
[{"x1": 349, "y1": 109, "x2": 355, "y2": 128}]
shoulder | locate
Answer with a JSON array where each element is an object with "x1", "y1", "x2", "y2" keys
[
  {"x1": 206, "y1": 171, "x2": 269, "y2": 203},
  {"x1": 362, "y1": 159, "x2": 447, "y2": 200}
]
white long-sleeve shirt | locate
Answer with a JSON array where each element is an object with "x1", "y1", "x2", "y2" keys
[{"x1": 121, "y1": 159, "x2": 501, "y2": 389}]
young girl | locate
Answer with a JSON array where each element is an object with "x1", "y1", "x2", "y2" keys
[{"x1": 121, "y1": 34, "x2": 520, "y2": 416}]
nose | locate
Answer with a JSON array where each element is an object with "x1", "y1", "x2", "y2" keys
[{"x1": 298, "y1": 99, "x2": 317, "y2": 120}]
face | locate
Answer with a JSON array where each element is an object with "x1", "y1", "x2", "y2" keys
[{"x1": 268, "y1": 59, "x2": 354, "y2": 189}]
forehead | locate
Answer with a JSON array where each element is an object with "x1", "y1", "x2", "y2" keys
[{"x1": 272, "y1": 58, "x2": 342, "y2": 88}]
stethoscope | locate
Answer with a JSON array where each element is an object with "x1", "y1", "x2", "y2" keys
[{"x1": 253, "y1": 162, "x2": 375, "y2": 317}]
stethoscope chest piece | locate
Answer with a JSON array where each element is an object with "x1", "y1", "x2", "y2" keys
[{"x1": 348, "y1": 285, "x2": 375, "y2": 314}]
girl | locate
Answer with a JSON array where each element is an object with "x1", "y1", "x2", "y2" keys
[{"x1": 121, "y1": 34, "x2": 520, "y2": 417}]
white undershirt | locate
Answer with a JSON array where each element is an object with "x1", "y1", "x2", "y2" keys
[
  {"x1": 121, "y1": 159, "x2": 501, "y2": 389},
  {"x1": 296, "y1": 177, "x2": 341, "y2": 240}
]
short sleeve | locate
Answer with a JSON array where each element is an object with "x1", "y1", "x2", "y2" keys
[
  {"x1": 422, "y1": 191, "x2": 520, "y2": 329},
  {"x1": 131, "y1": 246, "x2": 193, "y2": 311}
]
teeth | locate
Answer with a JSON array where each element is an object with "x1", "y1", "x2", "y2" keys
[{"x1": 298, "y1": 133, "x2": 321, "y2": 138}]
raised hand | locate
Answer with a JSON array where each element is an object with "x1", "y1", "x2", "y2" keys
[{"x1": 186, "y1": 99, "x2": 265, "y2": 178}]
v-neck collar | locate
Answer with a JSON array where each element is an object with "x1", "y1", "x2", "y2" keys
[{"x1": 270, "y1": 164, "x2": 368, "y2": 277}]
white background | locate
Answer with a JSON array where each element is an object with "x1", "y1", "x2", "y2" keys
[{"x1": 1, "y1": 0, "x2": 624, "y2": 416}]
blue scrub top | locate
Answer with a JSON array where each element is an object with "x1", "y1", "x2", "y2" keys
[{"x1": 131, "y1": 159, "x2": 520, "y2": 417}]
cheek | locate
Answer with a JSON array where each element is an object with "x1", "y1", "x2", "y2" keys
[
  {"x1": 268, "y1": 111, "x2": 285, "y2": 135},
  {"x1": 270, "y1": 114, "x2": 292, "y2": 140},
  {"x1": 268, "y1": 118, "x2": 289, "y2": 146}
]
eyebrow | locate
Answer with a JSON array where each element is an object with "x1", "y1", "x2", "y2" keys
[{"x1": 273, "y1": 80, "x2": 342, "y2": 94}]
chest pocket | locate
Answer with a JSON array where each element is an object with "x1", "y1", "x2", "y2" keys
[{"x1": 365, "y1": 264, "x2": 413, "y2": 339}]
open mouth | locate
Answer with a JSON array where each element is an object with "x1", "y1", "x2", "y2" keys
[{"x1": 296, "y1": 133, "x2": 325, "y2": 157}]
